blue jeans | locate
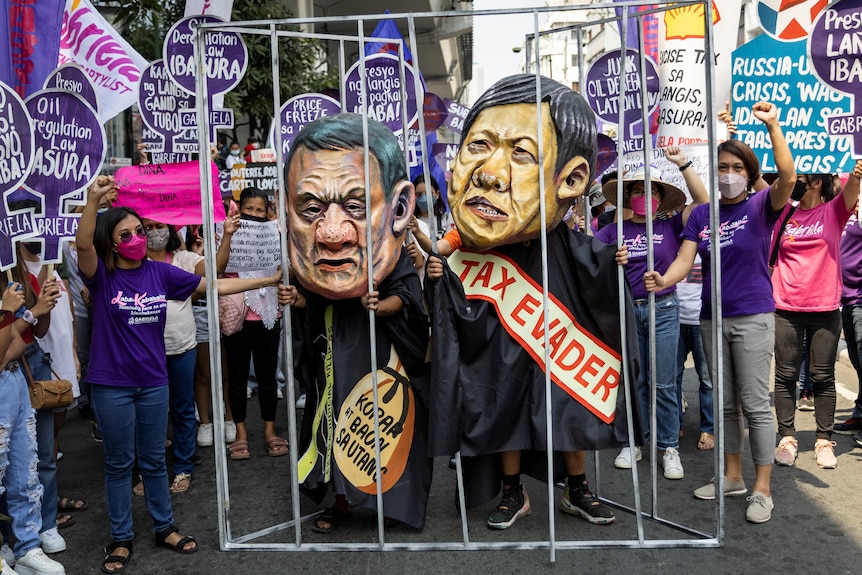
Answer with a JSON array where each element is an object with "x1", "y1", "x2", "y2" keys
[
  {"x1": 676, "y1": 323, "x2": 714, "y2": 434},
  {"x1": 843, "y1": 305, "x2": 862, "y2": 420},
  {"x1": 22, "y1": 343, "x2": 57, "y2": 534},
  {"x1": 167, "y1": 349, "x2": 197, "y2": 476},
  {"x1": 91, "y1": 384, "x2": 174, "y2": 542},
  {"x1": 633, "y1": 293, "x2": 681, "y2": 449},
  {"x1": 0, "y1": 366, "x2": 43, "y2": 559}
]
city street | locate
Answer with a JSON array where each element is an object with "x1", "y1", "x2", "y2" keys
[{"x1": 39, "y1": 351, "x2": 862, "y2": 574}]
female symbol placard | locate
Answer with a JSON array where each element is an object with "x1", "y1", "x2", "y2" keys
[
  {"x1": 0, "y1": 82, "x2": 34, "y2": 196},
  {"x1": 344, "y1": 54, "x2": 422, "y2": 136}
]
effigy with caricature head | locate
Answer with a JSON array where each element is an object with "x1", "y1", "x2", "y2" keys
[
  {"x1": 449, "y1": 74, "x2": 597, "y2": 250},
  {"x1": 285, "y1": 113, "x2": 415, "y2": 300}
]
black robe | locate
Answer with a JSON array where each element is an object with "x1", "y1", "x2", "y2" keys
[
  {"x1": 292, "y1": 251, "x2": 432, "y2": 529},
  {"x1": 425, "y1": 224, "x2": 641, "y2": 507}
]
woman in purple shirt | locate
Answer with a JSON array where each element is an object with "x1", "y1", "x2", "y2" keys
[
  {"x1": 76, "y1": 177, "x2": 281, "y2": 574},
  {"x1": 645, "y1": 101, "x2": 795, "y2": 524},
  {"x1": 595, "y1": 146, "x2": 707, "y2": 481}
]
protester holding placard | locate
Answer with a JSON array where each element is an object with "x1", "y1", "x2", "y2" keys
[
  {"x1": 75, "y1": 176, "x2": 282, "y2": 573},
  {"x1": 645, "y1": 101, "x2": 796, "y2": 524},
  {"x1": 596, "y1": 147, "x2": 708, "y2": 481},
  {"x1": 771, "y1": 162, "x2": 862, "y2": 470}
]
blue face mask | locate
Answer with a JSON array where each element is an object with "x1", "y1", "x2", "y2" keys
[{"x1": 415, "y1": 196, "x2": 428, "y2": 213}]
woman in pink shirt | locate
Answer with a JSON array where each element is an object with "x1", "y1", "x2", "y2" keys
[{"x1": 772, "y1": 160, "x2": 862, "y2": 470}]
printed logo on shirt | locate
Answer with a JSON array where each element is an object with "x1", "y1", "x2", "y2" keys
[
  {"x1": 111, "y1": 291, "x2": 167, "y2": 325},
  {"x1": 624, "y1": 232, "x2": 666, "y2": 258},
  {"x1": 697, "y1": 215, "x2": 750, "y2": 249},
  {"x1": 783, "y1": 218, "x2": 824, "y2": 241}
]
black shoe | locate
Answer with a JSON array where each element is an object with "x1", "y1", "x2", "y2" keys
[
  {"x1": 92, "y1": 423, "x2": 103, "y2": 443},
  {"x1": 835, "y1": 417, "x2": 862, "y2": 435},
  {"x1": 487, "y1": 483, "x2": 530, "y2": 529},
  {"x1": 560, "y1": 478, "x2": 615, "y2": 525}
]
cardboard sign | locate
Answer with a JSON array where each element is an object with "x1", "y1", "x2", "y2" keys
[
  {"x1": 224, "y1": 218, "x2": 281, "y2": 272},
  {"x1": 114, "y1": 161, "x2": 226, "y2": 225},
  {"x1": 228, "y1": 162, "x2": 278, "y2": 200},
  {"x1": 273, "y1": 93, "x2": 341, "y2": 157},
  {"x1": 138, "y1": 60, "x2": 197, "y2": 155}
]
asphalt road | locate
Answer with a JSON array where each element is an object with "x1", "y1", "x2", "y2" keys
[{"x1": 28, "y1": 350, "x2": 862, "y2": 575}]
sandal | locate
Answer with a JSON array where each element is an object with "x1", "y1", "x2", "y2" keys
[
  {"x1": 155, "y1": 525, "x2": 198, "y2": 554},
  {"x1": 170, "y1": 473, "x2": 192, "y2": 494},
  {"x1": 228, "y1": 440, "x2": 250, "y2": 460},
  {"x1": 58, "y1": 496, "x2": 88, "y2": 511},
  {"x1": 311, "y1": 506, "x2": 352, "y2": 533},
  {"x1": 698, "y1": 432, "x2": 715, "y2": 451},
  {"x1": 265, "y1": 436, "x2": 288, "y2": 457},
  {"x1": 101, "y1": 540, "x2": 133, "y2": 574},
  {"x1": 57, "y1": 513, "x2": 76, "y2": 529},
  {"x1": 133, "y1": 475, "x2": 145, "y2": 496}
]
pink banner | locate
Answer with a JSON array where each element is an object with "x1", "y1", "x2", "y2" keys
[{"x1": 113, "y1": 161, "x2": 226, "y2": 225}]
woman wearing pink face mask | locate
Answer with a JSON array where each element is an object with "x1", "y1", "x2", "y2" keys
[{"x1": 595, "y1": 146, "x2": 708, "y2": 481}]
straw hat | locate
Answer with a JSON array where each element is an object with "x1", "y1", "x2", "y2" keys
[{"x1": 601, "y1": 167, "x2": 686, "y2": 214}]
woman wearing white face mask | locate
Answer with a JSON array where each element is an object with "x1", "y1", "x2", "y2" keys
[
  {"x1": 644, "y1": 101, "x2": 796, "y2": 524},
  {"x1": 225, "y1": 142, "x2": 243, "y2": 169}
]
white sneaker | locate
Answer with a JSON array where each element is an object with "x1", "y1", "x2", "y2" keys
[
  {"x1": 197, "y1": 423, "x2": 214, "y2": 447},
  {"x1": 1, "y1": 544, "x2": 15, "y2": 567},
  {"x1": 295, "y1": 393, "x2": 307, "y2": 409},
  {"x1": 613, "y1": 446, "x2": 642, "y2": 469},
  {"x1": 662, "y1": 447, "x2": 684, "y2": 479},
  {"x1": 1, "y1": 559, "x2": 20, "y2": 575},
  {"x1": 38, "y1": 528, "x2": 65, "y2": 554},
  {"x1": 12, "y1": 548, "x2": 65, "y2": 575},
  {"x1": 224, "y1": 420, "x2": 237, "y2": 443}
]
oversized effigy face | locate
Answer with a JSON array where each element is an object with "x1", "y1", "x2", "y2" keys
[
  {"x1": 287, "y1": 146, "x2": 414, "y2": 300},
  {"x1": 449, "y1": 102, "x2": 589, "y2": 250}
]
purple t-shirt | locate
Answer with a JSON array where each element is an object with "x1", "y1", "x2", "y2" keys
[
  {"x1": 82, "y1": 258, "x2": 201, "y2": 387},
  {"x1": 595, "y1": 214, "x2": 684, "y2": 300},
  {"x1": 841, "y1": 215, "x2": 862, "y2": 306},
  {"x1": 682, "y1": 188, "x2": 781, "y2": 319}
]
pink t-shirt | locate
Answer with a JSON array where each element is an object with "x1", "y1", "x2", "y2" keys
[{"x1": 771, "y1": 194, "x2": 853, "y2": 312}]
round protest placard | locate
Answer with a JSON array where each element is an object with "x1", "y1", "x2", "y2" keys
[
  {"x1": 273, "y1": 93, "x2": 342, "y2": 157},
  {"x1": 586, "y1": 48, "x2": 660, "y2": 127},
  {"x1": 24, "y1": 89, "x2": 105, "y2": 196},
  {"x1": 344, "y1": 53, "x2": 422, "y2": 136},
  {"x1": 0, "y1": 82, "x2": 34, "y2": 196},
  {"x1": 138, "y1": 60, "x2": 197, "y2": 154},
  {"x1": 163, "y1": 15, "x2": 248, "y2": 97},
  {"x1": 43, "y1": 63, "x2": 99, "y2": 113}
]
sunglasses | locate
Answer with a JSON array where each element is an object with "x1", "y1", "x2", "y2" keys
[{"x1": 117, "y1": 227, "x2": 147, "y2": 244}]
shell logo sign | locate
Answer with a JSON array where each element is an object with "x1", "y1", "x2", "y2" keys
[
  {"x1": 664, "y1": 3, "x2": 721, "y2": 41},
  {"x1": 333, "y1": 348, "x2": 415, "y2": 494}
]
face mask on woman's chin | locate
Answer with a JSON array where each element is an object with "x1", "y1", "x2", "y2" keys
[{"x1": 718, "y1": 173, "x2": 749, "y2": 199}]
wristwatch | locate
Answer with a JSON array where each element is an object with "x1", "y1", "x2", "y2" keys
[{"x1": 20, "y1": 309, "x2": 38, "y2": 326}]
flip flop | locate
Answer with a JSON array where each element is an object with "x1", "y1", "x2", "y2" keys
[
  {"x1": 698, "y1": 432, "x2": 715, "y2": 451},
  {"x1": 265, "y1": 436, "x2": 288, "y2": 457},
  {"x1": 57, "y1": 513, "x2": 76, "y2": 529},
  {"x1": 169, "y1": 473, "x2": 192, "y2": 494},
  {"x1": 58, "y1": 496, "x2": 88, "y2": 511},
  {"x1": 311, "y1": 507, "x2": 352, "y2": 534},
  {"x1": 133, "y1": 475, "x2": 145, "y2": 497},
  {"x1": 228, "y1": 440, "x2": 250, "y2": 460}
]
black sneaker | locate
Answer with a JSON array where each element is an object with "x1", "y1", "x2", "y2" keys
[
  {"x1": 797, "y1": 390, "x2": 815, "y2": 411},
  {"x1": 560, "y1": 478, "x2": 615, "y2": 525},
  {"x1": 834, "y1": 417, "x2": 862, "y2": 435},
  {"x1": 487, "y1": 483, "x2": 530, "y2": 529},
  {"x1": 92, "y1": 422, "x2": 103, "y2": 443}
]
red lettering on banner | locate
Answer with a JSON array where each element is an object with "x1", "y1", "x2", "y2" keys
[
  {"x1": 555, "y1": 338, "x2": 586, "y2": 371},
  {"x1": 575, "y1": 354, "x2": 604, "y2": 389},
  {"x1": 530, "y1": 313, "x2": 560, "y2": 340},
  {"x1": 457, "y1": 258, "x2": 479, "y2": 283},
  {"x1": 592, "y1": 367, "x2": 619, "y2": 402},
  {"x1": 490, "y1": 266, "x2": 515, "y2": 300},
  {"x1": 512, "y1": 294, "x2": 540, "y2": 326},
  {"x1": 548, "y1": 326, "x2": 568, "y2": 359},
  {"x1": 470, "y1": 261, "x2": 493, "y2": 288}
]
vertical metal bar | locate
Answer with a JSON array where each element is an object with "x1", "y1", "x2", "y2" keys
[
  {"x1": 339, "y1": 39, "x2": 347, "y2": 112},
  {"x1": 269, "y1": 22, "x2": 302, "y2": 548},
  {"x1": 397, "y1": 38, "x2": 410, "y2": 172},
  {"x1": 357, "y1": 20, "x2": 386, "y2": 548},
  {"x1": 577, "y1": 26, "x2": 592, "y2": 235},
  {"x1": 700, "y1": 0, "x2": 725, "y2": 544},
  {"x1": 531, "y1": 10, "x2": 556, "y2": 564},
  {"x1": 616, "y1": 5, "x2": 646, "y2": 546},
  {"x1": 525, "y1": 33, "x2": 533, "y2": 74},
  {"x1": 192, "y1": 21, "x2": 231, "y2": 548}
]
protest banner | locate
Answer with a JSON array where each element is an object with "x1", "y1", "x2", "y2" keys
[
  {"x1": 0, "y1": 190, "x2": 38, "y2": 271},
  {"x1": 43, "y1": 63, "x2": 98, "y2": 112},
  {"x1": 809, "y1": 0, "x2": 862, "y2": 159},
  {"x1": 0, "y1": 81, "x2": 34, "y2": 196},
  {"x1": 58, "y1": 0, "x2": 148, "y2": 124},
  {"x1": 223, "y1": 218, "x2": 281, "y2": 273},
  {"x1": 344, "y1": 53, "x2": 422, "y2": 137},
  {"x1": 113, "y1": 161, "x2": 226, "y2": 225},
  {"x1": 138, "y1": 60, "x2": 198, "y2": 157},
  {"x1": 442, "y1": 98, "x2": 469, "y2": 134},
  {"x1": 585, "y1": 48, "x2": 660, "y2": 155},
  {"x1": 0, "y1": 0, "x2": 65, "y2": 99},
  {"x1": 228, "y1": 162, "x2": 278, "y2": 200},
  {"x1": 655, "y1": 2, "x2": 741, "y2": 147},
  {"x1": 250, "y1": 148, "x2": 276, "y2": 163},
  {"x1": 273, "y1": 93, "x2": 341, "y2": 158},
  {"x1": 732, "y1": 34, "x2": 854, "y2": 174}
]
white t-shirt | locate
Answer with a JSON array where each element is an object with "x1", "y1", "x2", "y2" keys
[
  {"x1": 677, "y1": 254, "x2": 704, "y2": 326},
  {"x1": 164, "y1": 250, "x2": 204, "y2": 355}
]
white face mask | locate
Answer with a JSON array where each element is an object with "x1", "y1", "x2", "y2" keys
[{"x1": 718, "y1": 173, "x2": 748, "y2": 199}]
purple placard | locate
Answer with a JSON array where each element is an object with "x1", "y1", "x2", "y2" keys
[
  {"x1": 275, "y1": 94, "x2": 341, "y2": 157},
  {"x1": 344, "y1": 54, "x2": 422, "y2": 136},
  {"x1": 809, "y1": 0, "x2": 862, "y2": 157},
  {"x1": 442, "y1": 98, "x2": 469, "y2": 134},
  {"x1": 163, "y1": 15, "x2": 248, "y2": 97},
  {"x1": 23, "y1": 89, "x2": 105, "y2": 196},
  {"x1": 43, "y1": 63, "x2": 99, "y2": 113},
  {"x1": 596, "y1": 133, "x2": 618, "y2": 176},
  {"x1": 138, "y1": 60, "x2": 198, "y2": 155},
  {"x1": 0, "y1": 189, "x2": 38, "y2": 272},
  {"x1": 585, "y1": 48, "x2": 660, "y2": 127},
  {"x1": 0, "y1": 82, "x2": 35, "y2": 196}
]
